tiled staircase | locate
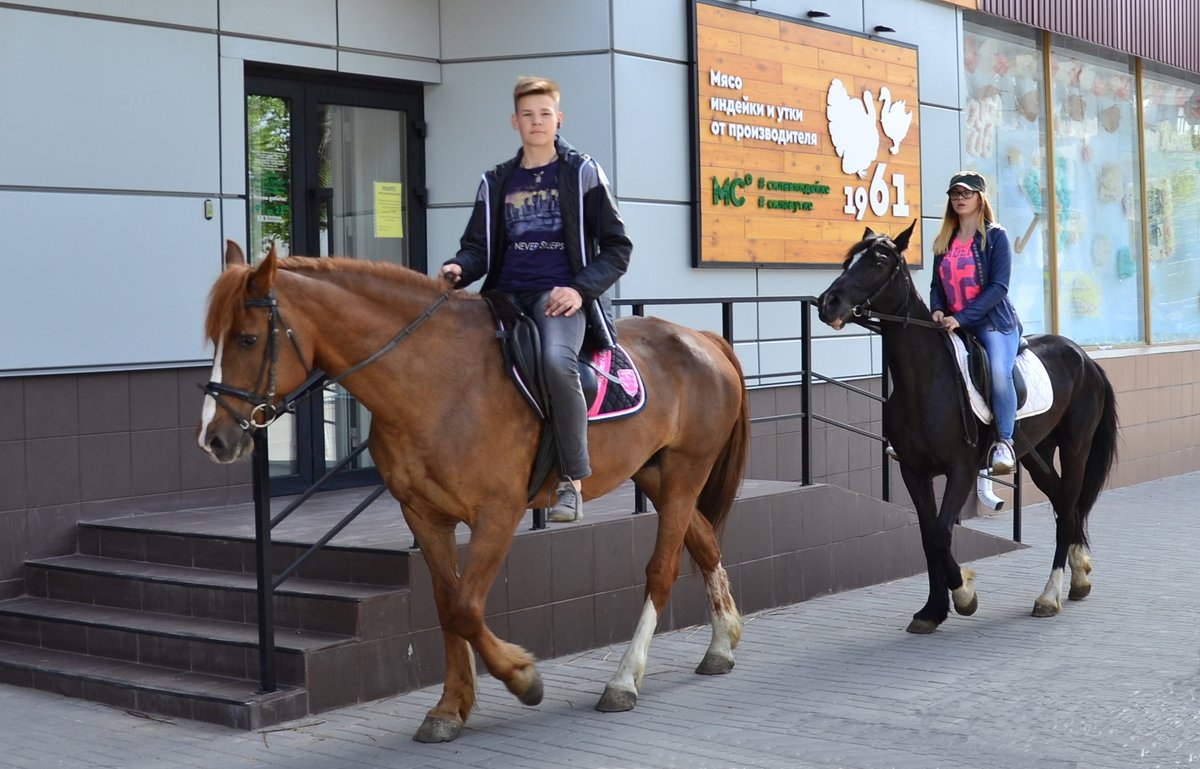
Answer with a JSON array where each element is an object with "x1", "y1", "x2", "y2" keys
[
  {"x1": 0, "y1": 519, "x2": 411, "y2": 729},
  {"x1": 0, "y1": 482, "x2": 1024, "y2": 731}
]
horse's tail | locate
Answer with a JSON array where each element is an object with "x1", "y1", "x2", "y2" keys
[
  {"x1": 696, "y1": 332, "x2": 750, "y2": 538},
  {"x1": 1076, "y1": 362, "x2": 1119, "y2": 547}
]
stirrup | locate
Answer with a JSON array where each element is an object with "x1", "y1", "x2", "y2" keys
[{"x1": 989, "y1": 439, "x2": 1015, "y2": 475}]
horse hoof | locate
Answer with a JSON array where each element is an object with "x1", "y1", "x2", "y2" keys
[
  {"x1": 413, "y1": 715, "x2": 463, "y2": 743},
  {"x1": 1068, "y1": 584, "x2": 1092, "y2": 601},
  {"x1": 596, "y1": 685, "x2": 638, "y2": 712},
  {"x1": 515, "y1": 668, "x2": 544, "y2": 706},
  {"x1": 695, "y1": 652, "x2": 735, "y2": 676},
  {"x1": 954, "y1": 592, "x2": 979, "y2": 616},
  {"x1": 906, "y1": 618, "x2": 939, "y2": 634},
  {"x1": 1031, "y1": 601, "x2": 1060, "y2": 618}
]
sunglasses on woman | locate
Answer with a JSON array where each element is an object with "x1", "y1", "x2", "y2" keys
[{"x1": 948, "y1": 189, "x2": 978, "y2": 200}]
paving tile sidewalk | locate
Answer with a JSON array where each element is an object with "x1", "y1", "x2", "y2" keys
[{"x1": 1, "y1": 473, "x2": 1197, "y2": 769}]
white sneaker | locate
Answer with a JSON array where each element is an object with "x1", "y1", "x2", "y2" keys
[
  {"x1": 990, "y1": 440, "x2": 1016, "y2": 475},
  {"x1": 547, "y1": 482, "x2": 583, "y2": 523}
]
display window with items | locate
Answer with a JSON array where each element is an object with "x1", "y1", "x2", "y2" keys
[
  {"x1": 962, "y1": 23, "x2": 1200, "y2": 347},
  {"x1": 1050, "y1": 43, "x2": 1143, "y2": 346},
  {"x1": 961, "y1": 23, "x2": 1052, "y2": 335},
  {"x1": 1142, "y1": 70, "x2": 1200, "y2": 343}
]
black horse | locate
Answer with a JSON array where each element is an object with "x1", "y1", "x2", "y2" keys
[{"x1": 817, "y1": 223, "x2": 1118, "y2": 633}]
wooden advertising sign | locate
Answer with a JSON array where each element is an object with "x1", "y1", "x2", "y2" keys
[{"x1": 694, "y1": 1, "x2": 922, "y2": 266}]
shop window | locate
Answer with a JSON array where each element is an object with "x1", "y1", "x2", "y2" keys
[
  {"x1": 1050, "y1": 44, "x2": 1144, "y2": 345},
  {"x1": 1142, "y1": 71, "x2": 1200, "y2": 343},
  {"x1": 962, "y1": 23, "x2": 1052, "y2": 335}
]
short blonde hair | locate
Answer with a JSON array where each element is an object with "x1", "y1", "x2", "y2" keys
[{"x1": 513, "y1": 76, "x2": 561, "y2": 112}]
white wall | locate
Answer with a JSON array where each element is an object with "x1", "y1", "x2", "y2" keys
[
  {"x1": 1, "y1": 0, "x2": 967, "y2": 377},
  {"x1": 0, "y1": 0, "x2": 441, "y2": 374}
]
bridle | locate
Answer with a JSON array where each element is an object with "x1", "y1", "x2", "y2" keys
[
  {"x1": 847, "y1": 239, "x2": 941, "y2": 331},
  {"x1": 202, "y1": 287, "x2": 453, "y2": 433},
  {"x1": 844, "y1": 238, "x2": 984, "y2": 450}
]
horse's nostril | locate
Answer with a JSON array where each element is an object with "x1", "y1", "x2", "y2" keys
[{"x1": 208, "y1": 435, "x2": 225, "y2": 455}]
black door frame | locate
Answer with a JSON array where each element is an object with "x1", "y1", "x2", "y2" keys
[{"x1": 245, "y1": 65, "x2": 427, "y2": 494}]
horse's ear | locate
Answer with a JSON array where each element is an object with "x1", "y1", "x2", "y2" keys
[
  {"x1": 250, "y1": 241, "x2": 278, "y2": 293},
  {"x1": 223, "y1": 240, "x2": 246, "y2": 269},
  {"x1": 892, "y1": 220, "x2": 917, "y2": 253},
  {"x1": 862, "y1": 226, "x2": 876, "y2": 240}
]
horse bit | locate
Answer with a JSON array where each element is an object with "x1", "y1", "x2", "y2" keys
[{"x1": 202, "y1": 288, "x2": 453, "y2": 433}]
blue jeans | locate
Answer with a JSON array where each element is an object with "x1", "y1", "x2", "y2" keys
[
  {"x1": 512, "y1": 291, "x2": 591, "y2": 481},
  {"x1": 972, "y1": 324, "x2": 1020, "y2": 441}
]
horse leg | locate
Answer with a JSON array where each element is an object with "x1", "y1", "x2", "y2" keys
[
  {"x1": 448, "y1": 512, "x2": 544, "y2": 704},
  {"x1": 596, "y1": 488, "x2": 694, "y2": 712},
  {"x1": 403, "y1": 518, "x2": 477, "y2": 743},
  {"x1": 1027, "y1": 439, "x2": 1090, "y2": 617},
  {"x1": 938, "y1": 468, "x2": 980, "y2": 619},
  {"x1": 901, "y1": 464, "x2": 976, "y2": 633},
  {"x1": 1067, "y1": 543, "x2": 1093, "y2": 600},
  {"x1": 898, "y1": 465, "x2": 948, "y2": 633},
  {"x1": 406, "y1": 509, "x2": 540, "y2": 743},
  {"x1": 684, "y1": 511, "x2": 741, "y2": 676}
]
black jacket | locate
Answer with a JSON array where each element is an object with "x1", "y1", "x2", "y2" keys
[{"x1": 446, "y1": 136, "x2": 632, "y2": 348}]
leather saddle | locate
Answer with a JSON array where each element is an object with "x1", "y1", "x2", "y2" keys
[
  {"x1": 483, "y1": 292, "x2": 645, "y2": 504},
  {"x1": 956, "y1": 328, "x2": 1029, "y2": 413}
]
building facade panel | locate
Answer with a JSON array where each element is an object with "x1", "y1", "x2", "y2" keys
[
  {"x1": 0, "y1": 10, "x2": 220, "y2": 193},
  {"x1": 218, "y1": 0, "x2": 338, "y2": 46},
  {"x1": 337, "y1": 0, "x2": 441, "y2": 60},
  {"x1": 0, "y1": 0, "x2": 1196, "y2": 600}
]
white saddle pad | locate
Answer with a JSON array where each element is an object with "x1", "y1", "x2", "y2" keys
[{"x1": 950, "y1": 334, "x2": 1053, "y2": 424}]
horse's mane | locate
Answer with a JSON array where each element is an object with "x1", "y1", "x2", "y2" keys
[
  {"x1": 204, "y1": 264, "x2": 255, "y2": 345},
  {"x1": 204, "y1": 257, "x2": 471, "y2": 344}
]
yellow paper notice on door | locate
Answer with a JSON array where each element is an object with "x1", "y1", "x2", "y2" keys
[{"x1": 374, "y1": 182, "x2": 403, "y2": 238}]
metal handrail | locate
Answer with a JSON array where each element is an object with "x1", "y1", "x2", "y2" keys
[{"x1": 248, "y1": 291, "x2": 1023, "y2": 694}]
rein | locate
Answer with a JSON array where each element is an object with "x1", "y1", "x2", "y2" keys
[
  {"x1": 848, "y1": 246, "x2": 979, "y2": 448},
  {"x1": 203, "y1": 287, "x2": 453, "y2": 432},
  {"x1": 849, "y1": 249, "x2": 942, "y2": 330}
]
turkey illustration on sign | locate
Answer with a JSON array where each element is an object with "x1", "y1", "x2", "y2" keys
[
  {"x1": 879, "y1": 87, "x2": 913, "y2": 154},
  {"x1": 826, "y1": 79, "x2": 913, "y2": 173},
  {"x1": 826, "y1": 79, "x2": 879, "y2": 178}
]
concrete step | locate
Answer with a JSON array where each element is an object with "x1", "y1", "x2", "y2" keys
[
  {"x1": 0, "y1": 596, "x2": 349, "y2": 686},
  {"x1": 24, "y1": 554, "x2": 407, "y2": 637},
  {"x1": 77, "y1": 521, "x2": 410, "y2": 588},
  {"x1": 0, "y1": 639, "x2": 307, "y2": 729}
]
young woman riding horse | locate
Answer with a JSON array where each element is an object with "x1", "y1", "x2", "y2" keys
[
  {"x1": 198, "y1": 242, "x2": 750, "y2": 741},
  {"x1": 818, "y1": 222, "x2": 1117, "y2": 633}
]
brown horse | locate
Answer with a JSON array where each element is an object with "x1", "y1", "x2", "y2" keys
[{"x1": 197, "y1": 242, "x2": 750, "y2": 742}]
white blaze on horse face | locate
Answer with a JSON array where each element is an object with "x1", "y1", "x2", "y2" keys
[
  {"x1": 198, "y1": 337, "x2": 224, "y2": 455},
  {"x1": 846, "y1": 243, "x2": 873, "y2": 269}
]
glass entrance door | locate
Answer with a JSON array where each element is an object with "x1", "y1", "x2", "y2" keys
[{"x1": 246, "y1": 72, "x2": 426, "y2": 493}]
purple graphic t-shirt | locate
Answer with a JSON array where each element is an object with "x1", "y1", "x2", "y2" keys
[
  {"x1": 497, "y1": 161, "x2": 573, "y2": 293},
  {"x1": 938, "y1": 238, "x2": 980, "y2": 314}
]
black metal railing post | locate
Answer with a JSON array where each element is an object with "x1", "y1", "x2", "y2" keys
[
  {"x1": 880, "y1": 359, "x2": 891, "y2": 503},
  {"x1": 631, "y1": 302, "x2": 648, "y2": 513},
  {"x1": 1013, "y1": 462, "x2": 1022, "y2": 542},
  {"x1": 250, "y1": 430, "x2": 277, "y2": 694},
  {"x1": 801, "y1": 299, "x2": 813, "y2": 486}
]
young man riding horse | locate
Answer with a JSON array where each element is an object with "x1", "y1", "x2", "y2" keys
[{"x1": 440, "y1": 76, "x2": 631, "y2": 523}]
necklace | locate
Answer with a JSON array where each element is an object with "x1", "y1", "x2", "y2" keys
[{"x1": 523, "y1": 157, "x2": 554, "y2": 184}]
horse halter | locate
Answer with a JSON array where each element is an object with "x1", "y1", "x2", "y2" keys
[
  {"x1": 202, "y1": 291, "x2": 321, "y2": 432},
  {"x1": 202, "y1": 287, "x2": 453, "y2": 433},
  {"x1": 849, "y1": 240, "x2": 940, "y2": 330}
]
